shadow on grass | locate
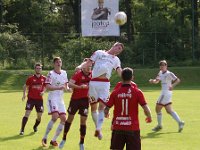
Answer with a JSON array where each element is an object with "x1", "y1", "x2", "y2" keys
[
  {"x1": 32, "y1": 145, "x2": 57, "y2": 150},
  {"x1": 0, "y1": 132, "x2": 35, "y2": 142},
  {"x1": 141, "y1": 131, "x2": 178, "y2": 139}
]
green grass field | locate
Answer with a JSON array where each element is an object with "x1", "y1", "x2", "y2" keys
[{"x1": 0, "y1": 88, "x2": 200, "y2": 150}]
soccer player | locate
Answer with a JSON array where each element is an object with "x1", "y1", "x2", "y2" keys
[
  {"x1": 149, "y1": 60, "x2": 185, "y2": 132},
  {"x1": 79, "y1": 42, "x2": 124, "y2": 140},
  {"x1": 59, "y1": 59, "x2": 92, "y2": 150},
  {"x1": 91, "y1": 0, "x2": 111, "y2": 20},
  {"x1": 42, "y1": 57, "x2": 69, "y2": 147},
  {"x1": 104, "y1": 67, "x2": 152, "y2": 150},
  {"x1": 20, "y1": 63, "x2": 46, "y2": 135}
]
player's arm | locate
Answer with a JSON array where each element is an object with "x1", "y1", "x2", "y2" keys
[
  {"x1": 77, "y1": 59, "x2": 93, "y2": 70},
  {"x1": 116, "y1": 67, "x2": 122, "y2": 77},
  {"x1": 142, "y1": 104, "x2": 152, "y2": 123},
  {"x1": 68, "y1": 79, "x2": 88, "y2": 89},
  {"x1": 40, "y1": 87, "x2": 46, "y2": 96},
  {"x1": 149, "y1": 74, "x2": 160, "y2": 84},
  {"x1": 104, "y1": 106, "x2": 110, "y2": 118},
  {"x1": 22, "y1": 84, "x2": 27, "y2": 101},
  {"x1": 170, "y1": 77, "x2": 180, "y2": 90},
  {"x1": 45, "y1": 84, "x2": 65, "y2": 91}
]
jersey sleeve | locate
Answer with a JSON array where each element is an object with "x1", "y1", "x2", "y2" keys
[
  {"x1": 136, "y1": 89, "x2": 147, "y2": 106},
  {"x1": 114, "y1": 57, "x2": 121, "y2": 70},
  {"x1": 26, "y1": 76, "x2": 32, "y2": 86},
  {"x1": 45, "y1": 72, "x2": 52, "y2": 84},
  {"x1": 156, "y1": 71, "x2": 161, "y2": 80},
  {"x1": 169, "y1": 72, "x2": 177, "y2": 81},
  {"x1": 106, "y1": 91, "x2": 116, "y2": 108},
  {"x1": 64, "y1": 71, "x2": 69, "y2": 83},
  {"x1": 90, "y1": 50, "x2": 101, "y2": 62},
  {"x1": 71, "y1": 71, "x2": 80, "y2": 83}
]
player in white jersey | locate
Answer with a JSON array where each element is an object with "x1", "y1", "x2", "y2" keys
[
  {"x1": 42, "y1": 57, "x2": 70, "y2": 147},
  {"x1": 79, "y1": 42, "x2": 124, "y2": 140},
  {"x1": 149, "y1": 60, "x2": 184, "y2": 132}
]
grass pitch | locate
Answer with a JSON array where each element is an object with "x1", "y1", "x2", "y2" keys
[{"x1": 0, "y1": 88, "x2": 199, "y2": 150}]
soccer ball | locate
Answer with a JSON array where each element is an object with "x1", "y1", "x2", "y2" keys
[{"x1": 114, "y1": 11, "x2": 127, "y2": 26}]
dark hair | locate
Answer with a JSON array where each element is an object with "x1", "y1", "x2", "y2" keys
[
  {"x1": 34, "y1": 63, "x2": 42, "y2": 68},
  {"x1": 53, "y1": 57, "x2": 61, "y2": 63},
  {"x1": 121, "y1": 67, "x2": 133, "y2": 81}
]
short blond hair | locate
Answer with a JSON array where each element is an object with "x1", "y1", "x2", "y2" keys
[
  {"x1": 159, "y1": 60, "x2": 167, "y2": 66},
  {"x1": 113, "y1": 42, "x2": 124, "y2": 50}
]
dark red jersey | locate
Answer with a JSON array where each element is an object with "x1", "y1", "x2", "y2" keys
[
  {"x1": 71, "y1": 70, "x2": 91, "y2": 100},
  {"x1": 113, "y1": 81, "x2": 138, "y2": 91},
  {"x1": 26, "y1": 75, "x2": 46, "y2": 100},
  {"x1": 106, "y1": 84, "x2": 147, "y2": 131}
]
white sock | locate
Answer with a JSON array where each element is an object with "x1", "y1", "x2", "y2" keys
[
  {"x1": 43, "y1": 120, "x2": 54, "y2": 139},
  {"x1": 170, "y1": 111, "x2": 181, "y2": 123},
  {"x1": 52, "y1": 123, "x2": 64, "y2": 141},
  {"x1": 91, "y1": 111, "x2": 98, "y2": 128},
  {"x1": 157, "y1": 112, "x2": 162, "y2": 126},
  {"x1": 96, "y1": 110, "x2": 104, "y2": 130}
]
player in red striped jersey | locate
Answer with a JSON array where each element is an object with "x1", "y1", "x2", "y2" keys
[
  {"x1": 20, "y1": 63, "x2": 46, "y2": 135},
  {"x1": 105, "y1": 67, "x2": 152, "y2": 150},
  {"x1": 59, "y1": 59, "x2": 92, "y2": 150}
]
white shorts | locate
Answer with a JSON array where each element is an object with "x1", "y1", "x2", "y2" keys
[
  {"x1": 47, "y1": 98, "x2": 66, "y2": 115},
  {"x1": 157, "y1": 91, "x2": 172, "y2": 105},
  {"x1": 89, "y1": 81, "x2": 110, "y2": 104}
]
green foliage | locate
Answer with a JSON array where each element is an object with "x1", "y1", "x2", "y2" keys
[{"x1": 0, "y1": 0, "x2": 199, "y2": 69}]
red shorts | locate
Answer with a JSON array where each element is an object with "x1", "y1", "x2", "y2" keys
[
  {"x1": 25, "y1": 99, "x2": 44, "y2": 113},
  {"x1": 110, "y1": 130, "x2": 141, "y2": 150},
  {"x1": 67, "y1": 98, "x2": 89, "y2": 117}
]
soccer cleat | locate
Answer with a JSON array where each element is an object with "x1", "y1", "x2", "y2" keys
[
  {"x1": 19, "y1": 131, "x2": 24, "y2": 135},
  {"x1": 50, "y1": 140, "x2": 58, "y2": 147},
  {"x1": 79, "y1": 143, "x2": 84, "y2": 150},
  {"x1": 94, "y1": 130, "x2": 103, "y2": 140},
  {"x1": 152, "y1": 125, "x2": 162, "y2": 132},
  {"x1": 33, "y1": 126, "x2": 38, "y2": 132},
  {"x1": 42, "y1": 138, "x2": 48, "y2": 147},
  {"x1": 178, "y1": 121, "x2": 185, "y2": 132},
  {"x1": 59, "y1": 140, "x2": 66, "y2": 149}
]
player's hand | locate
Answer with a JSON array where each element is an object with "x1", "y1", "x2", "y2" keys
[
  {"x1": 104, "y1": 107, "x2": 110, "y2": 118},
  {"x1": 40, "y1": 91, "x2": 45, "y2": 96},
  {"x1": 169, "y1": 86, "x2": 173, "y2": 91},
  {"x1": 149, "y1": 79, "x2": 154, "y2": 83},
  {"x1": 145, "y1": 117, "x2": 152, "y2": 123},
  {"x1": 22, "y1": 95, "x2": 25, "y2": 101},
  {"x1": 80, "y1": 84, "x2": 88, "y2": 89}
]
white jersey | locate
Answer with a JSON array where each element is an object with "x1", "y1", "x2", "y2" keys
[
  {"x1": 90, "y1": 50, "x2": 121, "y2": 79},
  {"x1": 156, "y1": 70, "x2": 177, "y2": 92},
  {"x1": 45, "y1": 70, "x2": 68, "y2": 100}
]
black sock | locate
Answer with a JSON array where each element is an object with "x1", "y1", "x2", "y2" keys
[
  {"x1": 63, "y1": 121, "x2": 71, "y2": 140},
  {"x1": 33, "y1": 119, "x2": 41, "y2": 128},
  {"x1": 21, "y1": 117, "x2": 28, "y2": 132},
  {"x1": 80, "y1": 125, "x2": 86, "y2": 144}
]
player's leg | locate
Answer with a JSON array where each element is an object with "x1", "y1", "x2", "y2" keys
[
  {"x1": 59, "y1": 114, "x2": 74, "y2": 149},
  {"x1": 42, "y1": 99, "x2": 59, "y2": 146},
  {"x1": 89, "y1": 81, "x2": 99, "y2": 127},
  {"x1": 42, "y1": 112, "x2": 59, "y2": 147},
  {"x1": 152, "y1": 103, "x2": 163, "y2": 131},
  {"x1": 78, "y1": 98, "x2": 89, "y2": 150},
  {"x1": 20, "y1": 100, "x2": 34, "y2": 135},
  {"x1": 20, "y1": 110, "x2": 31, "y2": 135},
  {"x1": 51, "y1": 101, "x2": 66, "y2": 146},
  {"x1": 126, "y1": 131, "x2": 141, "y2": 150},
  {"x1": 110, "y1": 130, "x2": 125, "y2": 150},
  {"x1": 33, "y1": 100, "x2": 44, "y2": 132},
  {"x1": 79, "y1": 115, "x2": 87, "y2": 150},
  {"x1": 95, "y1": 81, "x2": 110, "y2": 139},
  {"x1": 165, "y1": 104, "x2": 185, "y2": 132}
]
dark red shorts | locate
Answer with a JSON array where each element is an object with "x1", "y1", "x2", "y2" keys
[
  {"x1": 25, "y1": 99, "x2": 44, "y2": 113},
  {"x1": 67, "y1": 98, "x2": 89, "y2": 117},
  {"x1": 110, "y1": 130, "x2": 141, "y2": 150}
]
